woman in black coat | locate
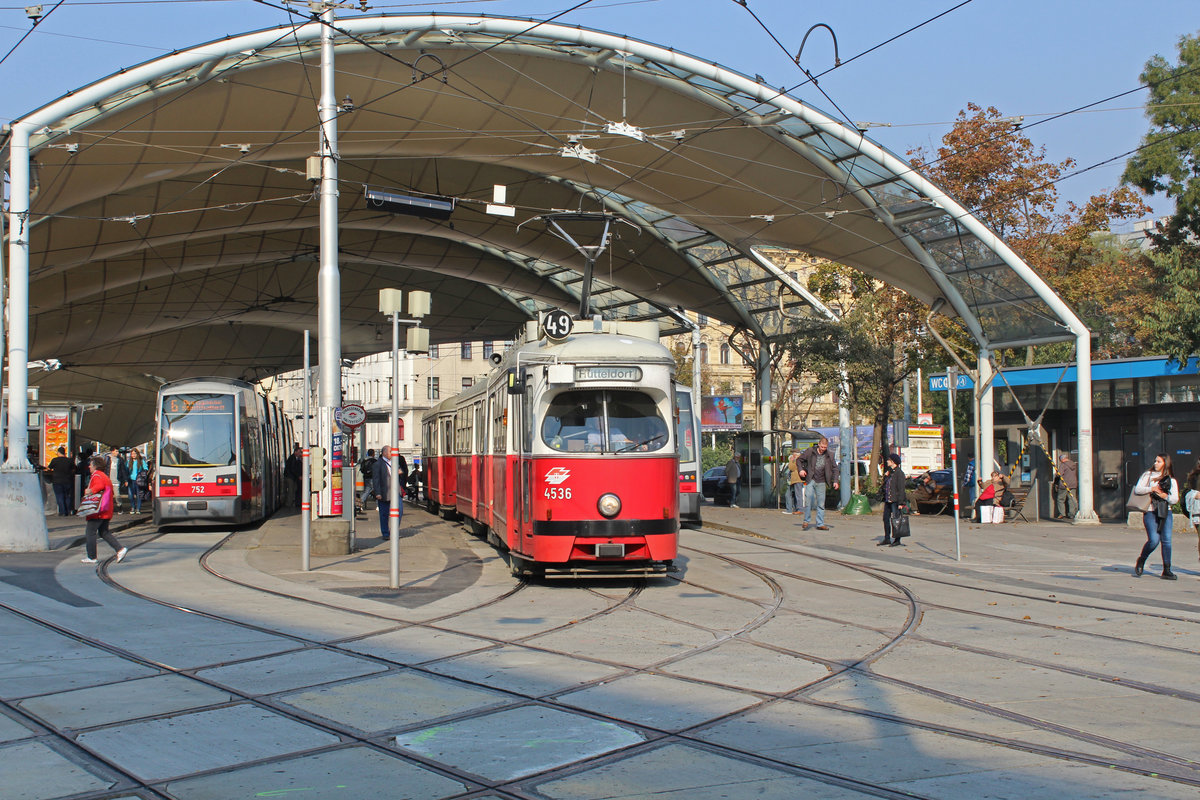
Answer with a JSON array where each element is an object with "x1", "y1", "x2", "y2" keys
[{"x1": 880, "y1": 452, "x2": 908, "y2": 547}]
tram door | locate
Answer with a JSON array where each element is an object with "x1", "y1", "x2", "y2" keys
[
  {"x1": 474, "y1": 402, "x2": 485, "y2": 520},
  {"x1": 511, "y1": 385, "x2": 529, "y2": 547}
]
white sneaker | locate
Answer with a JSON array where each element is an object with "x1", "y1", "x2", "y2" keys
[
  {"x1": 781, "y1": 511, "x2": 791, "y2": 515},
  {"x1": 80, "y1": 557, "x2": 98, "y2": 564},
  {"x1": 116, "y1": 548, "x2": 128, "y2": 563},
  {"x1": 730, "y1": 504, "x2": 739, "y2": 508}
]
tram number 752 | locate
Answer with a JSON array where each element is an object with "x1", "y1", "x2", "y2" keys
[{"x1": 544, "y1": 486, "x2": 572, "y2": 500}]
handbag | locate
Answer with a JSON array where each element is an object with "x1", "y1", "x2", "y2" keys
[
  {"x1": 98, "y1": 487, "x2": 113, "y2": 516},
  {"x1": 892, "y1": 508, "x2": 911, "y2": 539},
  {"x1": 1126, "y1": 487, "x2": 1152, "y2": 513},
  {"x1": 77, "y1": 492, "x2": 102, "y2": 516}
]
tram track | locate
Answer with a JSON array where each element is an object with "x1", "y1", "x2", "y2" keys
[
  {"x1": 0, "y1": 531, "x2": 934, "y2": 799},
  {"x1": 15, "y1": 514, "x2": 1199, "y2": 796},
  {"x1": 681, "y1": 527, "x2": 1200, "y2": 786},
  {"x1": 190, "y1": 518, "x2": 1200, "y2": 789}
]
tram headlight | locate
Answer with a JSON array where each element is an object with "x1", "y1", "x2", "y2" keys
[{"x1": 597, "y1": 493, "x2": 621, "y2": 518}]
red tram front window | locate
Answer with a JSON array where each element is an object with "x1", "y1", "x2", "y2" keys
[{"x1": 542, "y1": 390, "x2": 667, "y2": 454}]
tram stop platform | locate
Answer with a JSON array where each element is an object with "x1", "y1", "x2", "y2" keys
[{"x1": 4, "y1": 499, "x2": 1200, "y2": 800}]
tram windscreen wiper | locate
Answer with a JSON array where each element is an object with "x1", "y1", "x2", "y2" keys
[{"x1": 616, "y1": 433, "x2": 664, "y2": 453}]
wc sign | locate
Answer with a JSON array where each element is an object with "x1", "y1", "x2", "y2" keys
[{"x1": 928, "y1": 373, "x2": 975, "y2": 391}]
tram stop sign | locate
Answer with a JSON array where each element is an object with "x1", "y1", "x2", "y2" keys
[{"x1": 336, "y1": 403, "x2": 366, "y2": 430}]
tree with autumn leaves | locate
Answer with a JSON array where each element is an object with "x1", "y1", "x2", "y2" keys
[
  {"x1": 910, "y1": 103, "x2": 1153, "y2": 363},
  {"x1": 783, "y1": 104, "x2": 1154, "y2": 474}
]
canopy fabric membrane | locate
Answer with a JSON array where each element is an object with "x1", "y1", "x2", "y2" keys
[{"x1": 4, "y1": 14, "x2": 1083, "y2": 445}]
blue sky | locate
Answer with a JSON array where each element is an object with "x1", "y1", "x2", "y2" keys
[{"x1": 1, "y1": 0, "x2": 1196, "y2": 223}]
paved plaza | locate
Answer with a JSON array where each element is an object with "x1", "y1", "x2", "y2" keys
[{"x1": 1, "y1": 502, "x2": 1199, "y2": 799}]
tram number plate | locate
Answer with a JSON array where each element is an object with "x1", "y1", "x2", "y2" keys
[
  {"x1": 544, "y1": 487, "x2": 572, "y2": 500},
  {"x1": 596, "y1": 543, "x2": 625, "y2": 558}
]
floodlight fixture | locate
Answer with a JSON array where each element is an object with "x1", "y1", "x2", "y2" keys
[{"x1": 364, "y1": 187, "x2": 455, "y2": 220}]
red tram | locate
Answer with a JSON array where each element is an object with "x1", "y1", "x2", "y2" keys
[{"x1": 421, "y1": 316, "x2": 679, "y2": 576}]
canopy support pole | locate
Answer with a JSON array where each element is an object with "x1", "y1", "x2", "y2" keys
[
  {"x1": 1074, "y1": 331, "x2": 1097, "y2": 523},
  {"x1": 1, "y1": 121, "x2": 49, "y2": 551}
]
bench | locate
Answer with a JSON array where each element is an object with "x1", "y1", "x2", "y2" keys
[{"x1": 1003, "y1": 488, "x2": 1030, "y2": 523}]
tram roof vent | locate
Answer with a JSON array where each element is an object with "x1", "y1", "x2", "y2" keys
[{"x1": 611, "y1": 320, "x2": 660, "y2": 341}]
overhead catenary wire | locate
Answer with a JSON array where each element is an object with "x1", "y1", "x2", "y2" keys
[
  {"x1": 7, "y1": 4, "x2": 1180, "y2": 340},
  {"x1": 0, "y1": 0, "x2": 65, "y2": 69}
]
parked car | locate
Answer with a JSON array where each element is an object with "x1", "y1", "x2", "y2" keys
[
  {"x1": 907, "y1": 468, "x2": 954, "y2": 514},
  {"x1": 701, "y1": 466, "x2": 733, "y2": 505}
]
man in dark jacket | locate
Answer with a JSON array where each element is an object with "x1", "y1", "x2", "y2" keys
[
  {"x1": 284, "y1": 444, "x2": 302, "y2": 507},
  {"x1": 724, "y1": 456, "x2": 742, "y2": 508},
  {"x1": 47, "y1": 446, "x2": 77, "y2": 515},
  {"x1": 359, "y1": 448, "x2": 377, "y2": 511},
  {"x1": 1055, "y1": 454, "x2": 1079, "y2": 519},
  {"x1": 115, "y1": 449, "x2": 132, "y2": 514},
  {"x1": 372, "y1": 447, "x2": 409, "y2": 539},
  {"x1": 796, "y1": 436, "x2": 840, "y2": 530}
]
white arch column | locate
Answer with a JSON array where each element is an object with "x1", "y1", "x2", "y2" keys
[
  {"x1": 1074, "y1": 332, "x2": 1097, "y2": 523},
  {"x1": 978, "y1": 349, "x2": 994, "y2": 481},
  {"x1": 1, "y1": 121, "x2": 50, "y2": 551}
]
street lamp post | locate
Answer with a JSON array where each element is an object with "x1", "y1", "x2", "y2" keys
[{"x1": 378, "y1": 288, "x2": 430, "y2": 589}]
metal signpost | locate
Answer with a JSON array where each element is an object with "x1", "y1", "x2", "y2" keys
[
  {"x1": 301, "y1": 331, "x2": 311, "y2": 571},
  {"x1": 947, "y1": 366, "x2": 961, "y2": 562},
  {"x1": 336, "y1": 403, "x2": 366, "y2": 551}
]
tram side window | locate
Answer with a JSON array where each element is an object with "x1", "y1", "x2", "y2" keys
[{"x1": 492, "y1": 391, "x2": 506, "y2": 454}]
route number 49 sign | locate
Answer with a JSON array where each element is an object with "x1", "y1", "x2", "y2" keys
[{"x1": 542, "y1": 309, "x2": 573, "y2": 340}]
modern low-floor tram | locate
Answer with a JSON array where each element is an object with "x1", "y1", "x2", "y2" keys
[{"x1": 154, "y1": 377, "x2": 291, "y2": 527}]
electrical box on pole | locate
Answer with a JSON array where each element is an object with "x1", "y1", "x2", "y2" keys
[{"x1": 310, "y1": 446, "x2": 325, "y2": 492}]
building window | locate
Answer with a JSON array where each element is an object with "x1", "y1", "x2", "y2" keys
[
  {"x1": 462, "y1": 377, "x2": 473, "y2": 391},
  {"x1": 697, "y1": 313, "x2": 708, "y2": 327},
  {"x1": 483, "y1": 341, "x2": 494, "y2": 359},
  {"x1": 403, "y1": 384, "x2": 409, "y2": 401},
  {"x1": 698, "y1": 343, "x2": 708, "y2": 364},
  {"x1": 720, "y1": 343, "x2": 730, "y2": 365},
  {"x1": 429, "y1": 344, "x2": 439, "y2": 359},
  {"x1": 742, "y1": 382, "x2": 752, "y2": 400},
  {"x1": 461, "y1": 342, "x2": 472, "y2": 360},
  {"x1": 428, "y1": 377, "x2": 440, "y2": 400}
]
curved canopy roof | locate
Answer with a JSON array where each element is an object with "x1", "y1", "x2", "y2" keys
[{"x1": 6, "y1": 14, "x2": 1083, "y2": 444}]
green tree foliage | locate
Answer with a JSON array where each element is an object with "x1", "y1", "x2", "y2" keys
[
  {"x1": 1123, "y1": 33, "x2": 1200, "y2": 246},
  {"x1": 1142, "y1": 244, "x2": 1200, "y2": 365},
  {"x1": 910, "y1": 104, "x2": 1152, "y2": 361},
  {"x1": 701, "y1": 445, "x2": 732, "y2": 472},
  {"x1": 1121, "y1": 33, "x2": 1200, "y2": 364}
]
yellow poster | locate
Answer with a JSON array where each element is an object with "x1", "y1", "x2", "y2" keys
[{"x1": 43, "y1": 411, "x2": 69, "y2": 465}]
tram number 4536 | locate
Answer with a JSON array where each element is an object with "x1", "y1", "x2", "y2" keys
[{"x1": 544, "y1": 487, "x2": 572, "y2": 500}]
